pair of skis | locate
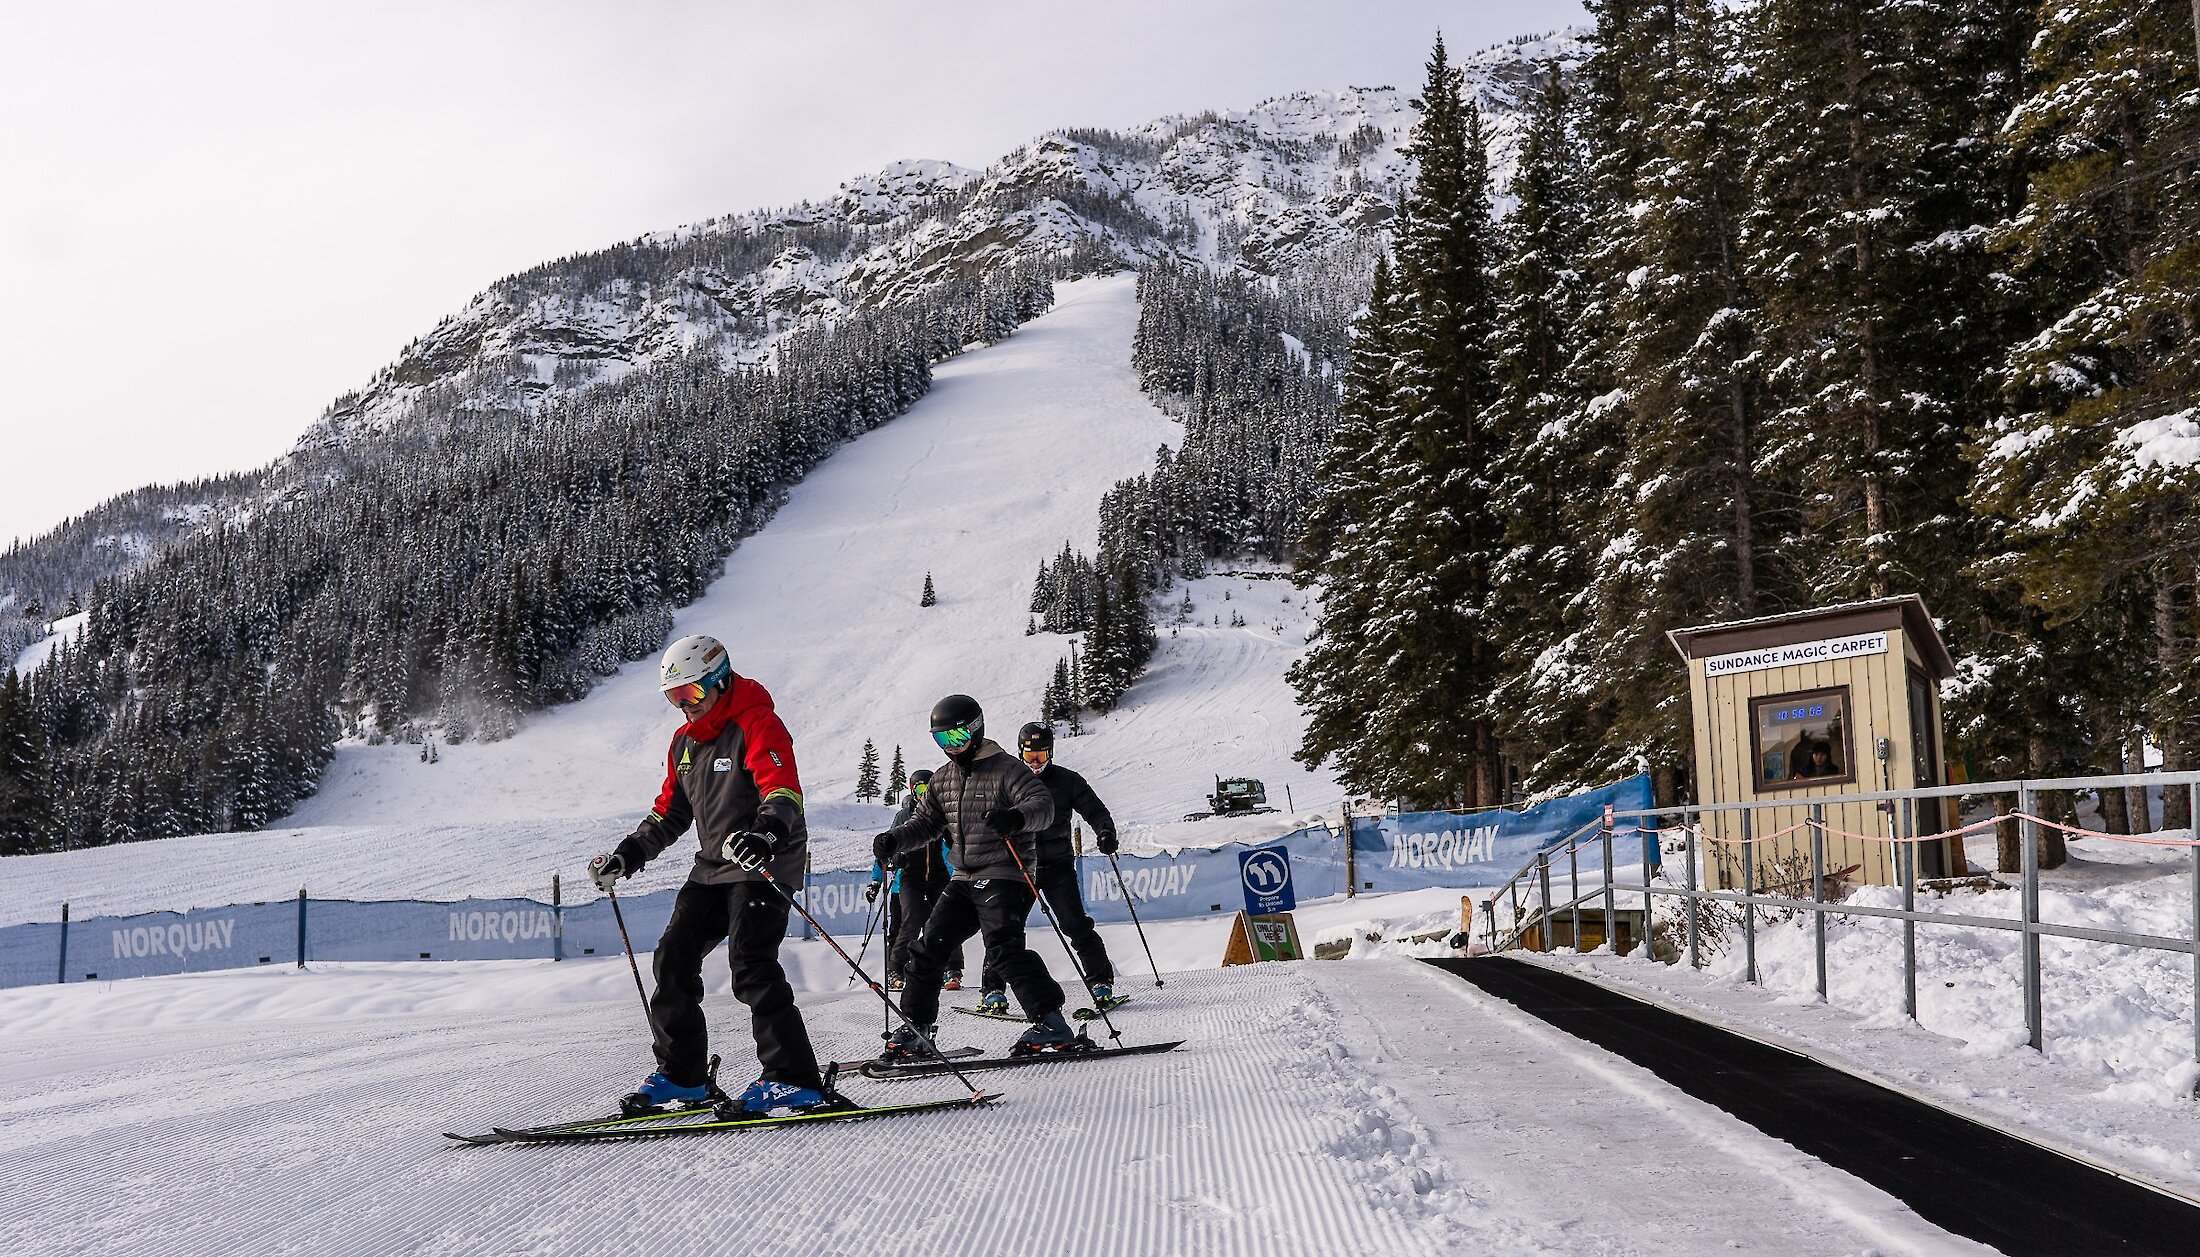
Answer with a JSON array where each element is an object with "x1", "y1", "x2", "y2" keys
[
  {"x1": 446, "y1": 1092, "x2": 1000, "y2": 1145},
  {"x1": 444, "y1": 1039, "x2": 1184, "y2": 1145}
]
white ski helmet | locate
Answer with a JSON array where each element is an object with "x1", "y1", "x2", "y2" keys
[{"x1": 659, "y1": 634, "x2": 733, "y2": 706}]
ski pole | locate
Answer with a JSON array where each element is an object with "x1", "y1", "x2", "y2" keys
[
  {"x1": 604, "y1": 883, "x2": 652, "y2": 1029},
  {"x1": 1105, "y1": 851, "x2": 1165, "y2": 988},
  {"x1": 1001, "y1": 838, "x2": 1125, "y2": 1044},
  {"x1": 849, "y1": 889, "x2": 885, "y2": 987},
  {"x1": 752, "y1": 866, "x2": 988, "y2": 1099}
]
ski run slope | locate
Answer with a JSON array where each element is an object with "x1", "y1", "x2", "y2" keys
[
  {"x1": 0, "y1": 897, "x2": 1991, "y2": 1257},
  {"x1": 287, "y1": 271, "x2": 1339, "y2": 839},
  {"x1": 0, "y1": 274, "x2": 1339, "y2": 924}
]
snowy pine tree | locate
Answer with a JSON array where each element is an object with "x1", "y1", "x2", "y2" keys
[
  {"x1": 1969, "y1": 0, "x2": 2200, "y2": 821},
  {"x1": 1482, "y1": 61, "x2": 1603, "y2": 788},
  {"x1": 855, "y1": 739, "x2": 882, "y2": 803},
  {"x1": 1292, "y1": 255, "x2": 1408, "y2": 797},
  {"x1": 1572, "y1": 0, "x2": 1766, "y2": 804}
]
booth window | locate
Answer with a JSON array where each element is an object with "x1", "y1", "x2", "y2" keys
[{"x1": 1749, "y1": 688, "x2": 1855, "y2": 791}]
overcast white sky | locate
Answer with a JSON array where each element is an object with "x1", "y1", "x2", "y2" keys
[{"x1": 0, "y1": 0, "x2": 1583, "y2": 549}]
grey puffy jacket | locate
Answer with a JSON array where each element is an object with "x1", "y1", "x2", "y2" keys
[{"x1": 882, "y1": 739, "x2": 1054, "y2": 882}]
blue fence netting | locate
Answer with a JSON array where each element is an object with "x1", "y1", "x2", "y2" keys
[
  {"x1": 1344, "y1": 774, "x2": 1656, "y2": 892},
  {"x1": 0, "y1": 776, "x2": 1650, "y2": 989}
]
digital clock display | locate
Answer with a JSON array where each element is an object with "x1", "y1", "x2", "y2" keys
[{"x1": 1771, "y1": 704, "x2": 1826, "y2": 722}]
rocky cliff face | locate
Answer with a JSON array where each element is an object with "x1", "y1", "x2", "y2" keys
[{"x1": 294, "y1": 33, "x2": 1577, "y2": 458}]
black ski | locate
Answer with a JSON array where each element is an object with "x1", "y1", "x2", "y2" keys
[
  {"x1": 445, "y1": 1103, "x2": 721, "y2": 1145},
  {"x1": 457, "y1": 1093, "x2": 1000, "y2": 1145},
  {"x1": 858, "y1": 1039, "x2": 1184, "y2": 1080},
  {"x1": 828, "y1": 1045, "x2": 981, "y2": 1070},
  {"x1": 957, "y1": 996, "x2": 1128, "y2": 1022}
]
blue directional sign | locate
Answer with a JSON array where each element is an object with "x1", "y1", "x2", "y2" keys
[{"x1": 1238, "y1": 845, "x2": 1295, "y2": 915}]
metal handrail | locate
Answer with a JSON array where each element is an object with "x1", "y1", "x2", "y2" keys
[{"x1": 1474, "y1": 767, "x2": 2200, "y2": 1068}]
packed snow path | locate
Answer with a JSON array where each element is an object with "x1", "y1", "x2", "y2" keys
[{"x1": 0, "y1": 960, "x2": 1987, "y2": 1256}]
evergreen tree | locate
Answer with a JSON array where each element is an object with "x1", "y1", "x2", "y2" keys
[
  {"x1": 855, "y1": 738, "x2": 882, "y2": 802},
  {"x1": 920, "y1": 573, "x2": 937, "y2": 607},
  {"x1": 0, "y1": 670, "x2": 50, "y2": 854},
  {"x1": 1573, "y1": 0, "x2": 1767, "y2": 804},
  {"x1": 886, "y1": 744, "x2": 906, "y2": 804},
  {"x1": 1482, "y1": 61, "x2": 1601, "y2": 787},
  {"x1": 1293, "y1": 256, "x2": 1408, "y2": 797},
  {"x1": 1970, "y1": 0, "x2": 2200, "y2": 814},
  {"x1": 1739, "y1": 0, "x2": 2017, "y2": 612},
  {"x1": 1295, "y1": 35, "x2": 1505, "y2": 807},
  {"x1": 1044, "y1": 657, "x2": 1075, "y2": 725}
]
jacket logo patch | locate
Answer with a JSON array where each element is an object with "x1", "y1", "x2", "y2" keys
[
  {"x1": 679, "y1": 747, "x2": 693, "y2": 771},
  {"x1": 767, "y1": 750, "x2": 783, "y2": 768},
  {"x1": 713, "y1": 757, "x2": 733, "y2": 772}
]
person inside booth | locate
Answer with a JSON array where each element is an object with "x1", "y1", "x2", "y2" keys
[{"x1": 1790, "y1": 739, "x2": 1843, "y2": 780}]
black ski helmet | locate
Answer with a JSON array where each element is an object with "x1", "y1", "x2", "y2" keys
[
  {"x1": 929, "y1": 693, "x2": 984, "y2": 751},
  {"x1": 908, "y1": 768, "x2": 934, "y2": 788},
  {"x1": 1017, "y1": 721, "x2": 1054, "y2": 754}
]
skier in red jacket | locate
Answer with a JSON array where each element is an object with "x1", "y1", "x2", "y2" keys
[{"x1": 587, "y1": 633, "x2": 831, "y2": 1116}]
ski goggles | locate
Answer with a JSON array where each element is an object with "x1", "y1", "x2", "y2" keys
[
  {"x1": 932, "y1": 726, "x2": 976, "y2": 753},
  {"x1": 1021, "y1": 749, "x2": 1050, "y2": 769},
  {"x1": 911, "y1": 781, "x2": 929, "y2": 795},
  {"x1": 664, "y1": 680, "x2": 712, "y2": 710}
]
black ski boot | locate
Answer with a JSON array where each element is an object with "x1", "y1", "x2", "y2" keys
[
  {"x1": 879, "y1": 1023, "x2": 941, "y2": 1062},
  {"x1": 1009, "y1": 1010, "x2": 1089, "y2": 1057}
]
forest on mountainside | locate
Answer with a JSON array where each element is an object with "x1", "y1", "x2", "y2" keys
[
  {"x1": 0, "y1": 269, "x2": 1058, "y2": 852},
  {"x1": 1283, "y1": 3, "x2": 2199, "y2": 814}
]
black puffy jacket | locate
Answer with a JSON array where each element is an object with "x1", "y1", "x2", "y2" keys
[
  {"x1": 882, "y1": 739, "x2": 1053, "y2": 882},
  {"x1": 1030, "y1": 763, "x2": 1115, "y2": 868}
]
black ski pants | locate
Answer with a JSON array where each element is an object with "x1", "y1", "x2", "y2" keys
[
  {"x1": 981, "y1": 858, "x2": 1113, "y2": 990},
  {"x1": 898, "y1": 879, "x2": 1063, "y2": 1027},
  {"x1": 889, "y1": 857, "x2": 963, "y2": 979},
  {"x1": 649, "y1": 879, "x2": 823, "y2": 1091}
]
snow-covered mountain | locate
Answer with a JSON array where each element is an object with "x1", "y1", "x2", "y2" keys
[
  {"x1": 291, "y1": 33, "x2": 1576, "y2": 455},
  {"x1": 0, "y1": 33, "x2": 1576, "y2": 619}
]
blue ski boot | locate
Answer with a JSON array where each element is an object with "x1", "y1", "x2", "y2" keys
[
  {"x1": 620, "y1": 1071, "x2": 711, "y2": 1116},
  {"x1": 1089, "y1": 982, "x2": 1115, "y2": 1006},
  {"x1": 977, "y1": 988, "x2": 1010, "y2": 1015},
  {"x1": 728, "y1": 1078, "x2": 831, "y2": 1115},
  {"x1": 1010, "y1": 1010, "x2": 1082, "y2": 1056}
]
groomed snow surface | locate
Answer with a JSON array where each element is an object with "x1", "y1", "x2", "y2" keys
[{"x1": 0, "y1": 894, "x2": 1989, "y2": 1257}]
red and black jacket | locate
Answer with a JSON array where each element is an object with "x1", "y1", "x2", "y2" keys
[{"x1": 616, "y1": 675, "x2": 807, "y2": 886}]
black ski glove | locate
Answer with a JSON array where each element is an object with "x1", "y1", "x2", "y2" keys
[
  {"x1": 1096, "y1": 832, "x2": 1119, "y2": 856},
  {"x1": 872, "y1": 831, "x2": 899, "y2": 865},
  {"x1": 983, "y1": 807, "x2": 1022, "y2": 836},
  {"x1": 724, "y1": 830, "x2": 776, "y2": 871},
  {"x1": 865, "y1": 880, "x2": 881, "y2": 903}
]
